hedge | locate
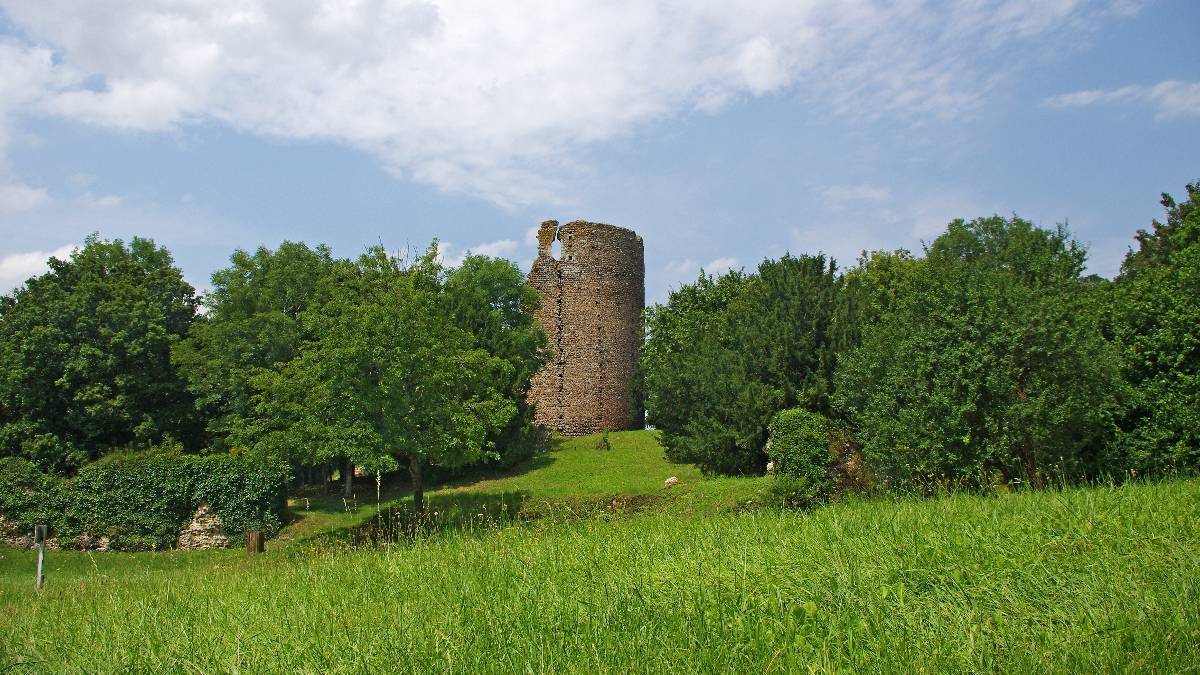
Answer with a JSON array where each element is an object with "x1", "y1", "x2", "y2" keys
[
  {"x1": 0, "y1": 457, "x2": 63, "y2": 533},
  {"x1": 767, "y1": 408, "x2": 833, "y2": 508},
  {"x1": 0, "y1": 450, "x2": 287, "y2": 551}
]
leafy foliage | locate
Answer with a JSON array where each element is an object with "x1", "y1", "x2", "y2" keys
[
  {"x1": 0, "y1": 457, "x2": 62, "y2": 532},
  {"x1": 175, "y1": 245, "x2": 544, "y2": 479},
  {"x1": 835, "y1": 216, "x2": 1121, "y2": 489},
  {"x1": 0, "y1": 450, "x2": 286, "y2": 550},
  {"x1": 0, "y1": 235, "x2": 200, "y2": 473},
  {"x1": 832, "y1": 249, "x2": 920, "y2": 350},
  {"x1": 643, "y1": 256, "x2": 842, "y2": 475},
  {"x1": 233, "y1": 244, "x2": 518, "y2": 511},
  {"x1": 767, "y1": 408, "x2": 832, "y2": 507},
  {"x1": 171, "y1": 242, "x2": 337, "y2": 450},
  {"x1": 1109, "y1": 181, "x2": 1200, "y2": 474},
  {"x1": 442, "y1": 255, "x2": 548, "y2": 467}
]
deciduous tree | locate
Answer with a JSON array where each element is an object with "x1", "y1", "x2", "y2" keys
[
  {"x1": 442, "y1": 255, "x2": 547, "y2": 467},
  {"x1": 0, "y1": 235, "x2": 199, "y2": 473},
  {"x1": 1109, "y1": 182, "x2": 1200, "y2": 473},
  {"x1": 171, "y1": 242, "x2": 337, "y2": 450},
  {"x1": 235, "y1": 245, "x2": 516, "y2": 508},
  {"x1": 835, "y1": 216, "x2": 1121, "y2": 489}
]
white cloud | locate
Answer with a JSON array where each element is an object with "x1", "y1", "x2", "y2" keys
[
  {"x1": 0, "y1": 40, "x2": 59, "y2": 213},
  {"x1": 0, "y1": 244, "x2": 76, "y2": 293},
  {"x1": 794, "y1": 185, "x2": 987, "y2": 266},
  {"x1": 524, "y1": 225, "x2": 542, "y2": 246},
  {"x1": 1043, "y1": 85, "x2": 1139, "y2": 108},
  {"x1": 0, "y1": 1, "x2": 1135, "y2": 206},
  {"x1": 705, "y1": 256, "x2": 739, "y2": 275},
  {"x1": 437, "y1": 238, "x2": 519, "y2": 267},
  {"x1": 664, "y1": 255, "x2": 738, "y2": 281},
  {"x1": 665, "y1": 258, "x2": 698, "y2": 276},
  {"x1": 467, "y1": 239, "x2": 518, "y2": 258},
  {"x1": 435, "y1": 241, "x2": 454, "y2": 266},
  {"x1": 1146, "y1": 81, "x2": 1200, "y2": 119},
  {"x1": 1043, "y1": 80, "x2": 1200, "y2": 120},
  {"x1": 0, "y1": 182, "x2": 50, "y2": 213}
]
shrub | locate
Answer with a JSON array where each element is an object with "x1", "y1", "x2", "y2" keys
[
  {"x1": 1108, "y1": 182, "x2": 1200, "y2": 475},
  {"x1": 0, "y1": 457, "x2": 64, "y2": 532},
  {"x1": 68, "y1": 454, "x2": 182, "y2": 549},
  {"x1": 767, "y1": 408, "x2": 833, "y2": 508},
  {"x1": 0, "y1": 449, "x2": 288, "y2": 550},
  {"x1": 835, "y1": 216, "x2": 1120, "y2": 490},
  {"x1": 191, "y1": 452, "x2": 289, "y2": 538}
]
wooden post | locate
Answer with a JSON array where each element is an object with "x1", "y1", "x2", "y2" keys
[
  {"x1": 246, "y1": 530, "x2": 264, "y2": 554},
  {"x1": 34, "y1": 525, "x2": 46, "y2": 589}
]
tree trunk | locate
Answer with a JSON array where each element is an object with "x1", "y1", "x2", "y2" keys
[
  {"x1": 342, "y1": 456, "x2": 354, "y2": 498},
  {"x1": 409, "y1": 455, "x2": 425, "y2": 515}
]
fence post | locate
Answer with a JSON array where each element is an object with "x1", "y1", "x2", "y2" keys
[
  {"x1": 34, "y1": 525, "x2": 46, "y2": 589},
  {"x1": 246, "y1": 530, "x2": 264, "y2": 554}
]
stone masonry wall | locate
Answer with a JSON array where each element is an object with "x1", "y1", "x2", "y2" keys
[{"x1": 527, "y1": 220, "x2": 645, "y2": 436}]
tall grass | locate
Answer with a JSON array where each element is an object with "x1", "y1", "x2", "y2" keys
[{"x1": 2, "y1": 479, "x2": 1197, "y2": 672}]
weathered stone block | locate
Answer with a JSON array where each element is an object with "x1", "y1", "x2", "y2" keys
[{"x1": 177, "y1": 504, "x2": 229, "y2": 550}]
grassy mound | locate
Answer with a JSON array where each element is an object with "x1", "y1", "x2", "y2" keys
[
  {"x1": 2, "y1": 476, "x2": 1197, "y2": 671},
  {"x1": 278, "y1": 430, "x2": 770, "y2": 545}
]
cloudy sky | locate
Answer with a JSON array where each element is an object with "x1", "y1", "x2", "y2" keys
[{"x1": 0, "y1": 0, "x2": 1196, "y2": 301}]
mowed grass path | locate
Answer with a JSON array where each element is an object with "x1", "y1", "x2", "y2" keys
[{"x1": 2, "y1": 475, "x2": 1197, "y2": 671}]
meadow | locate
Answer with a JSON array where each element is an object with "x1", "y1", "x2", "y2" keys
[{"x1": 1, "y1": 431, "x2": 1198, "y2": 672}]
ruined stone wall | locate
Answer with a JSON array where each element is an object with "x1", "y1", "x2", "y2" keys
[{"x1": 528, "y1": 220, "x2": 645, "y2": 436}]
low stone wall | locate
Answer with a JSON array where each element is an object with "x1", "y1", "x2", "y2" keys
[
  {"x1": 176, "y1": 504, "x2": 229, "y2": 550},
  {"x1": 0, "y1": 514, "x2": 110, "y2": 551},
  {"x1": 0, "y1": 507, "x2": 231, "y2": 551}
]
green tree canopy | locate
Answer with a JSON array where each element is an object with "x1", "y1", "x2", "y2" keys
[
  {"x1": 171, "y1": 241, "x2": 337, "y2": 449},
  {"x1": 442, "y1": 255, "x2": 548, "y2": 466},
  {"x1": 835, "y1": 216, "x2": 1120, "y2": 489},
  {"x1": 642, "y1": 255, "x2": 841, "y2": 475},
  {"x1": 0, "y1": 235, "x2": 199, "y2": 473},
  {"x1": 1110, "y1": 181, "x2": 1200, "y2": 473},
  {"x1": 641, "y1": 270, "x2": 748, "y2": 470},
  {"x1": 831, "y1": 249, "x2": 920, "y2": 353},
  {"x1": 234, "y1": 245, "x2": 517, "y2": 511}
]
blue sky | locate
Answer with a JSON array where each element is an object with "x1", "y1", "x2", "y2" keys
[{"x1": 0, "y1": 0, "x2": 1196, "y2": 302}]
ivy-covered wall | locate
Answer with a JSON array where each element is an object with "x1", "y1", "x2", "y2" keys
[{"x1": 0, "y1": 451, "x2": 287, "y2": 551}]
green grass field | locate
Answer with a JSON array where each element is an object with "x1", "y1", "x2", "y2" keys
[
  {"x1": 2, "y1": 431, "x2": 1198, "y2": 672},
  {"x1": 277, "y1": 431, "x2": 771, "y2": 545}
]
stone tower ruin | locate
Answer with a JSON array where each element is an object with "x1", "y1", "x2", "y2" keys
[{"x1": 527, "y1": 220, "x2": 645, "y2": 436}]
